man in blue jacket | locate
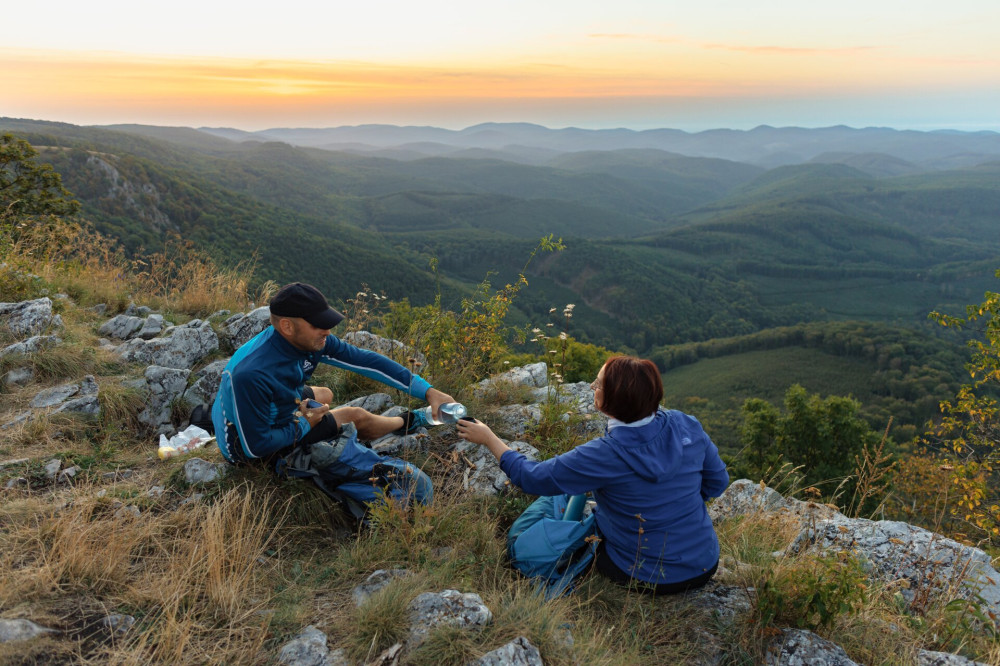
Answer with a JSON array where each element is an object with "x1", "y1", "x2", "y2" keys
[{"x1": 212, "y1": 282, "x2": 454, "y2": 465}]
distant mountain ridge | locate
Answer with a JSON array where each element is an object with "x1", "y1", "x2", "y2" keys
[{"x1": 193, "y1": 122, "x2": 1000, "y2": 170}]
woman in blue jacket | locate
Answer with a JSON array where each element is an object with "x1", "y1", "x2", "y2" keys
[{"x1": 456, "y1": 355, "x2": 729, "y2": 593}]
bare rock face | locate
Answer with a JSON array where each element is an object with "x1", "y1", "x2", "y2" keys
[
  {"x1": 277, "y1": 625, "x2": 350, "y2": 666},
  {"x1": 137, "y1": 366, "x2": 191, "y2": 433},
  {"x1": 473, "y1": 362, "x2": 549, "y2": 396},
  {"x1": 116, "y1": 319, "x2": 218, "y2": 369},
  {"x1": 765, "y1": 628, "x2": 859, "y2": 665},
  {"x1": 452, "y1": 439, "x2": 539, "y2": 495},
  {"x1": 407, "y1": 589, "x2": 492, "y2": 647},
  {"x1": 0, "y1": 335, "x2": 61, "y2": 359},
  {"x1": 352, "y1": 569, "x2": 411, "y2": 607},
  {"x1": 30, "y1": 375, "x2": 99, "y2": 408},
  {"x1": 184, "y1": 458, "x2": 229, "y2": 485},
  {"x1": 98, "y1": 314, "x2": 145, "y2": 340},
  {"x1": 0, "y1": 617, "x2": 59, "y2": 643},
  {"x1": 468, "y1": 636, "x2": 543, "y2": 666},
  {"x1": 711, "y1": 479, "x2": 1000, "y2": 620},
  {"x1": 917, "y1": 649, "x2": 990, "y2": 665},
  {"x1": 0, "y1": 297, "x2": 61, "y2": 338},
  {"x1": 343, "y1": 330, "x2": 424, "y2": 366},
  {"x1": 182, "y1": 358, "x2": 230, "y2": 407},
  {"x1": 221, "y1": 307, "x2": 271, "y2": 349}
]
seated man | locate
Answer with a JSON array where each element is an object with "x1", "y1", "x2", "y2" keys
[{"x1": 212, "y1": 283, "x2": 453, "y2": 502}]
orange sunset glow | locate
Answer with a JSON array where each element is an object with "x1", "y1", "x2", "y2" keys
[{"x1": 3, "y1": 0, "x2": 1000, "y2": 130}]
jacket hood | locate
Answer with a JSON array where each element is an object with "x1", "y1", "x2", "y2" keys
[{"x1": 605, "y1": 410, "x2": 683, "y2": 482}]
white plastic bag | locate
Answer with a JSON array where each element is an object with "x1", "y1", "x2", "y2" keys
[{"x1": 158, "y1": 424, "x2": 215, "y2": 460}]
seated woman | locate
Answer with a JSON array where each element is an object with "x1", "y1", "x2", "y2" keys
[{"x1": 456, "y1": 355, "x2": 729, "y2": 594}]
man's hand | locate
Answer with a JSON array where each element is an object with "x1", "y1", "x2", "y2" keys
[
  {"x1": 295, "y1": 399, "x2": 330, "y2": 428},
  {"x1": 424, "y1": 387, "x2": 455, "y2": 421}
]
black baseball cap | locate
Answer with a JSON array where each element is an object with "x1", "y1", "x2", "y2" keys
[{"x1": 269, "y1": 282, "x2": 345, "y2": 329}]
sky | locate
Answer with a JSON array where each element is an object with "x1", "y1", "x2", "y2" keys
[{"x1": 3, "y1": 0, "x2": 1000, "y2": 132}]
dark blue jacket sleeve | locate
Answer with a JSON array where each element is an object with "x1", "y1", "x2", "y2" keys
[
  {"x1": 499, "y1": 440, "x2": 609, "y2": 496},
  {"x1": 319, "y1": 336, "x2": 432, "y2": 398},
  {"x1": 700, "y1": 436, "x2": 729, "y2": 500}
]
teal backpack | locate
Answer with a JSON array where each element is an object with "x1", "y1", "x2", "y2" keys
[{"x1": 507, "y1": 493, "x2": 598, "y2": 598}]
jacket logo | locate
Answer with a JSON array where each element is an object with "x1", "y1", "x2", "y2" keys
[{"x1": 302, "y1": 360, "x2": 314, "y2": 372}]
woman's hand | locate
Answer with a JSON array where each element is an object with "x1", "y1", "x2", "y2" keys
[
  {"x1": 456, "y1": 417, "x2": 511, "y2": 462},
  {"x1": 455, "y1": 417, "x2": 493, "y2": 445}
]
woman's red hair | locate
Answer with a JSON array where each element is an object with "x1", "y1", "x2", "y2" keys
[{"x1": 600, "y1": 356, "x2": 663, "y2": 423}]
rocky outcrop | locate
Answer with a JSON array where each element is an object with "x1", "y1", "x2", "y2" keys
[
  {"x1": 98, "y1": 312, "x2": 164, "y2": 340},
  {"x1": 712, "y1": 479, "x2": 1000, "y2": 618},
  {"x1": 406, "y1": 589, "x2": 492, "y2": 647},
  {"x1": 277, "y1": 626, "x2": 350, "y2": 666},
  {"x1": 115, "y1": 319, "x2": 218, "y2": 369},
  {"x1": 0, "y1": 334, "x2": 61, "y2": 359},
  {"x1": 0, "y1": 298, "x2": 62, "y2": 338},
  {"x1": 343, "y1": 330, "x2": 424, "y2": 366},
  {"x1": 765, "y1": 629, "x2": 859, "y2": 665},
  {"x1": 137, "y1": 366, "x2": 191, "y2": 433},
  {"x1": 221, "y1": 306, "x2": 270, "y2": 349},
  {"x1": 0, "y1": 617, "x2": 59, "y2": 643},
  {"x1": 181, "y1": 358, "x2": 229, "y2": 407}
]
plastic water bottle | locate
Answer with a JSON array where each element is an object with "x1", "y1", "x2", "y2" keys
[
  {"x1": 563, "y1": 494, "x2": 587, "y2": 521},
  {"x1": 419, "y1": 402, "x2": 467, "y2": 425}
]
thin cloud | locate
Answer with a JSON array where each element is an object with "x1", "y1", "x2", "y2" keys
[
  {"x1": 703, "y1": 43, "x2": 880, "y2": 55},
  {"x1": 588, "y1": 33, "x2": 681, "y2": 44}
]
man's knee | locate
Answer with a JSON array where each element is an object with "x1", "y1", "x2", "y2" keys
[
  {"x1": 332, "y1": 406, "x2": 372, "y2": 428},
  {"x1": 310, "y1": 386, "x2": 334, "y2": 405}
]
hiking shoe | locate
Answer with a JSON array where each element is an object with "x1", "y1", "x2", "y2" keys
[{"x1": 396, "y1": 408, "x2": 431, "y2": 435}]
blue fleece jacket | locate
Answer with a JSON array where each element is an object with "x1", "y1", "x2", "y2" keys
[
  {"x1": 500, "y1": 408, "x2": 729, "y2": 585},
  {"x1": 212, "y1": 327, "x2": 431, "y2": 463}
]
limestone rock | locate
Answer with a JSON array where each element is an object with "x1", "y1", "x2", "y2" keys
[
  {"x1": 0, "y1": 335, "x2": 61, "y2": 359},
  {"x1": 116, "y1": 319, "x2": 218, "y2": 369},
  {"x1": 30, "y1": 375, "x2": 98, "y2": 408},
  {"x1": 1, "y1": 366, "x2": 33, "y2": 387},
  {"x1": 343, "y1": 330, "x2": 424, "y2": 366},
  {"x1": 222, "y1": 306, "x2": 270, "y2": 349},
  {"x1": 765, "y1": 628, "x2": 859, "y2": 665},
  {"x1": 917, "y1": 650, "x2": 989, "y2": 665},
  {"x1": 137, "y1": 366, "x2": 191, "y2": 434},
  {"x1": 352, "y1": 569, "x2": 411, "y2": 607},
  {"x1": 528, "y1": 381, "x2": 599, "y2": 416},
  {"x1": 137, "y1": 313, "x2": 165, "y2": 339},
  {"x1": 0, "y1": 298, "x2": 59, "y2": 338},
  {"x1": 687, "y1": 580, "x2": 754, "y2": 624},
  {"x1": 452, "y1": 439, "x2": 539, "y2": 495},
  {"x1": 339, "y1": 392, "x2": 394, "y2": 415},
  {"x1": 788, "y1": 514, "x2": 1000, "y2": 613},
  {"x1": 44, "y1": 459, "x2": 61, "y2": 479},
  {"x1": 0, "y1": 617, "x2": 59, "y2": 643},
  {"x1": 468, "y1": 636, "x2": 543, "y2": 666},
  {"x1": 474, "y1": 362, "x2": 548, "y2": 396},
  {"x1": 184, "y1": 458, "x2": 229, "y2": 485},
  {"x1": 101, "y1": 614, "x2": 135, "y2": 635},
  {"x1": 708, "y1": 479, "x2": 840, "y2": 527},
  {"x1": 492, "y1": 404, "x2": 544, "y2": 439},
  {"x1": 277, "y1": 625, "x2": 351, "y2": 666},
  {"x1": 182, "y1": 358, "x2": 229, "y2": 407},
  {"x1": 98, "y1": 314, "x2": 145, "y2": 340},
  {"x1": 407, "y1": 589, "x2": 492, "y2": 646}
]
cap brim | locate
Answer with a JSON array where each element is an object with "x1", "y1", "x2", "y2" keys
[{"x1": 304, "y1": 307, "x2": 345, "y2": 329}]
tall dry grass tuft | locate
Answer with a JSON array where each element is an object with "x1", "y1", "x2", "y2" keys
[
  {"x1": 5, "y1": 221, "x2": 264, "y2": 317},
  {"x1": 0, "y1": 482, "x2": 286, "y2": 664}
]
